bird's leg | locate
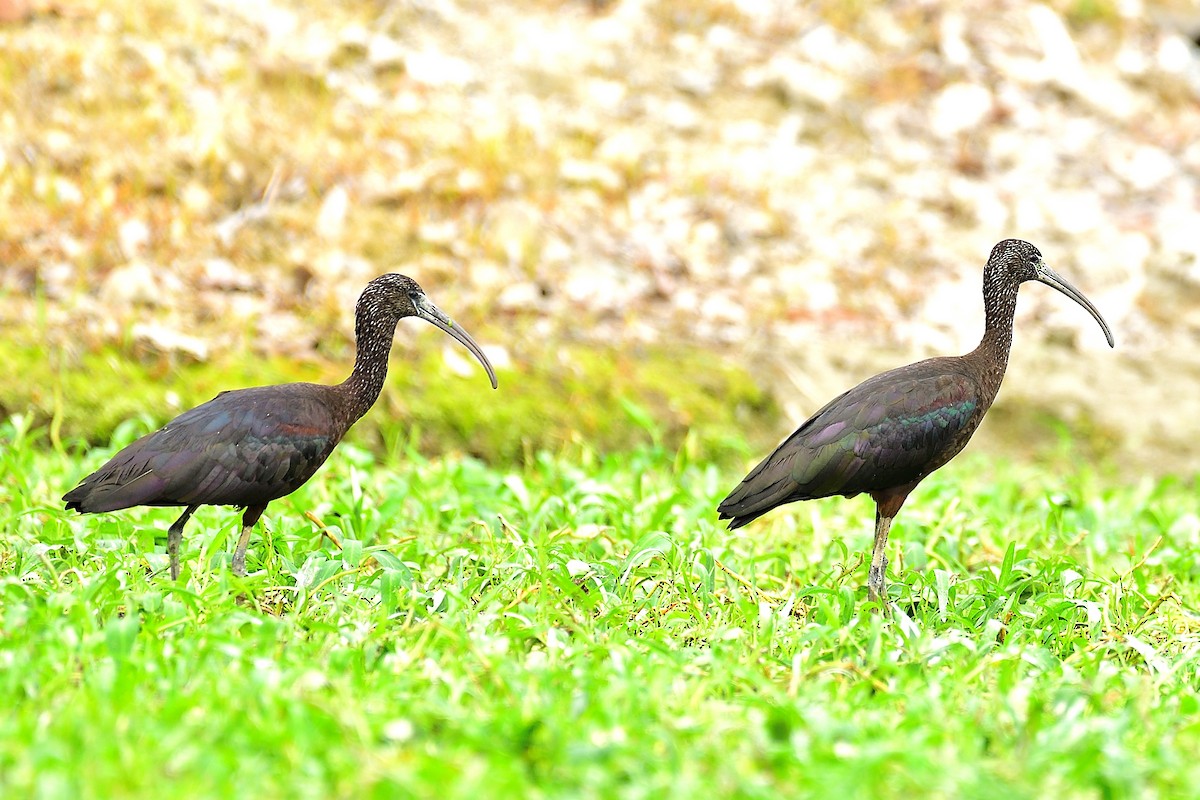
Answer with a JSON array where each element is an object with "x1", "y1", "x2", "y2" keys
[
  {"x1": 868, "y1": 509, "x2": 894, "y2": 606},
  {"x1": 866, "y1": 488, "x2": 914, "y2": 609},
  {"x1": 231, "y1": 505, "x2": 267, "y2": 577},
  {"x1": 167, "y1": 505, "x2": 199, "y2": 581}
]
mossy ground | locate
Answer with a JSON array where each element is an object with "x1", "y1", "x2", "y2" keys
[{"x1": 1, "y1": 336, "x2": 777, "y2": 465}]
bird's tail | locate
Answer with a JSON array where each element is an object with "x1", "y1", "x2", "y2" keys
[
  {"x1": 63, "y1": 466, "x2": 164, "y2": 514},
  {"x1": 717, "y1": 453, "x2": 803, "y2": 530}
]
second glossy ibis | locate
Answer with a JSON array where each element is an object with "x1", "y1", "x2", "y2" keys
[
  {"x1": 64, "y1": 274, "x2": 497, "y2": 579},
  {"x1": 718, "y1": 239, "x2": 1114, "y2": 604}
]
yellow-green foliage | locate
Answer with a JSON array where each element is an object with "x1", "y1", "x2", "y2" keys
[{"x1": 4, "y1": 338, "x2": 777, "y2": 465}]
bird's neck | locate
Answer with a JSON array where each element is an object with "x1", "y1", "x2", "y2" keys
[
  {"x1": 339, "y1": 315, "x2": 399, "y2": 424},
  {"x1": 966, "y1": 280, "x2": 1019, "y2": 401}
]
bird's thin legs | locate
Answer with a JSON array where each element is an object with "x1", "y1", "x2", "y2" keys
[
  {"x1": 231, "y1": 505, "x2": 267, "y2": 577},
  {"x1": 866, "y1": 488, "x2": 913, "y2": 609},
  {"x1": 867, "y1": 509, "x2": 894, "y2": 606},
  {"x1": 167, "y1": 505, "x2": 199, "y2": 580}
]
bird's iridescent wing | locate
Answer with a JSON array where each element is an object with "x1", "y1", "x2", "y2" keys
[
  {"x1": 64, "y1": 384, "x2": 343, "y2": 512},
  {"x1": 718, "y1": 363, "x2": 982, "y2": 528}
]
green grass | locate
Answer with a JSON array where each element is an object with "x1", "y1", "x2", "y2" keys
[{"x1": 2, "y1": 414, "x2": 1199, "y2": 798}]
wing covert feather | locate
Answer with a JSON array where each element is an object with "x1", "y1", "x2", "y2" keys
[
  {"x1": 64, "y1": 384, "x2": 345, "y2": 512},
  {"x1": 718, "y1": 362, "x2": 984, "y2": 527}
]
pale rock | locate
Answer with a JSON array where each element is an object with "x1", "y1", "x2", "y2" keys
[
  {"x1": 201, "y1": 258, "x2": 256, "y2": 291},
  {"x1": 187, "y1": 87, "x2": 226, "y2": 162},
  {"x1": 310, "y1": 250, "x2": 373, "y2": 282},
  {"x1": 990, "y1": 83, "x2": 1044, "y2": 131},
  {"x1": 560, "y1": 159, "x2": 623, "y2": 191},
  {"x1": 132, "y1": 323, "x2": 210, "y2": 360},
  {"x1": 1182, "y1": 140, "x2": 1200, "y2": 172},
  {"x1": 939, "y1": 12, "x2": 972, "y2": 67},
  {"x1": 102, "y1": 260, "x2": 162, "y2": 306},
  {"x1": 735, "y1": 208, "x2": 778, "y2": 239},
  {"x1": 671, "y1": 286, "x2": 700, "y2": 316},
  {"x1": 798, "y1": 25, "x2": 872, "y2": 76},
  {"x1": 443, "y1": 341, "x2": 510, "y2": 379},
  {"x1": 947, "y1": 177, "x2": 1009, "y2": 230},
  {"x1": 773, "y1": 113, "x2": 806, "y2": 145},
  {"x1": 337, "y1": 23, "x2": 370, "y2": 53},
  {"x1": 366, "y1": 33, "x2": 406, "y2": 70},
  {"x1": 930, "y1": 83, "x2": 993, "y2": 138},
  {"x1": 316, "y1": 185, "x2": 350, "y2": 240},
  {"x1": 920, "y1": 273, "x2": 980, "y2": 351},
  {"x1": 54, "y1": 177, "x2": 83, "y2": 206},
  {"x1": 361, "y1": 166, "x2": 435, "y2": 205},
  {"x1": 1107, "y1": 144, "x2": 1176, "y2": 192},
  {"x1": 1027, "y1": 4, "x2": 1084, "y2": 82},
  {"x1": 484, "y1": 202, "x2": 543, "y2": 266},
  {"x1": 418, "y1": 220, "x2": 461, "y2": 247},
  {"x1": 38, "y1": 262, "x2": 75, "y2": 299},
  {"x1": 720, "y1": 119, "x2": 768, "y2": 145},
  {"x1": 43, "y1": 129, "x2": 74, "y2": 158},
  {"x1": 663, "y1": 98, "x2": 701, "y2": 132},
  {"x1": 1074, "y1": 73, "x2": 1141, "y2": 121},
  {"x1": 481, "y1": 344, "x2": 511, "y2": 372},
  {"x1": 497, "y1": 281, "x2": 542, "y2": 311},
  {"x1": 1044, "y1": 190, "x2": 1103, "y2": 235},
  {"x1": 863, "y1": 6, "x2": 914, "y2": 50},
  {"x1": 1156, "y1": 204, "x2": 1200, "y2": 278},
  {"x1": 541, "y1": 237, "x2": 574, "y2": 268},
  {"x1": 1072, "y1": 231, "x2": 1149, "y2": 323},
  {"x1": 863, "y1": 104, "x2": 921, "y2": 156},
  {"x1": 705, "y1": 24, "x2": 739, "y2": 53},
  {"x1": 1115, "y1": 41, "x2": 1149, "y2": 76},
  {"x1": 585, "y1": 78, "x2": 627, "y2": 112},
  {"x1": 181, "y1": 182, "x2": 213, "y2": 214},
  {"x1": 404, "y1": 49, "x2": 475, "y2": 88},
  {"x1": 743, "y1": 55, "x2": 846, "y2": 108},
  {"x1": 564, "y1": 263, "x2": 626, "y2": 311},
  {"x1": 670, "y1": 32, "x2": 702, "y2": 57},
  {"x1": 118, "y1": 218, "x2": 151, "y2": 259},
  {"x1": 1155, "y1": 34, "x2": 1195, "y2": 75},
  {"x1": 745, "y1": 275, "x2": 775, "y2": 306},
  {"x1": 1054, "y1": 116, "x2": 1103, "y2": 158},
  {"x1": 988, "y1": 129, "x2": 1057, "y2": 174},
  {"x1": 699, "y1": 292, "x2": 748, "y2": 326},
  {"x1": 467, "y1": 260, "x2": 506, "y2": 294},
  {"x1": 456, "y1": 169, "x2": 484, "y2": 195},
  {"x1": 1012, "y1": 195, "x2": 1048, "y2": 232},
  {"x1": 777, "y1": 262, "x2": 837, "y2": 312}
]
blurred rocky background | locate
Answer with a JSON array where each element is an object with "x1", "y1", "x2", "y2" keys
[{"x1": 1, "y1": 0, "x2": 1198, "y2": 474}]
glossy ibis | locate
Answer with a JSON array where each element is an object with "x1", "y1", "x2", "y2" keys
[
  {"x1": 64, "y1": 274, "x2": 497, "y2": 579},
  {"x1": 718, "y1": 239, "x2": 1114, "y2": 604}
]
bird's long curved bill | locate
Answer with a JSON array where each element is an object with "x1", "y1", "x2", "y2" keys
[
  {"x1": 1035, "y1": 263, "x2": 1115, "y2": 348},
  {"x1": 415, "y1": 295, "x2": 499, "y2": 388}
]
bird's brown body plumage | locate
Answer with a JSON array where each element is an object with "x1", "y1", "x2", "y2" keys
[{"x1": 718, "y1": 240, "x2": 1115, "y2": 603}]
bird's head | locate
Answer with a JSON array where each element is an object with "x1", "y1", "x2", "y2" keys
[
  {"x1": 987, "y1": 239, "x2": 1115, "y2": 348},
  {"x1": 361, "y1": 274, "x2": 499, "y2": 389}
]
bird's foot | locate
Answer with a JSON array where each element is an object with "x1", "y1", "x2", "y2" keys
[
  {"x1": 867, "y1": 556, "x2": 889, "y2": 611},
  {"x1": 231, "y1": 552, "x2": 247, "y2": 577}
]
